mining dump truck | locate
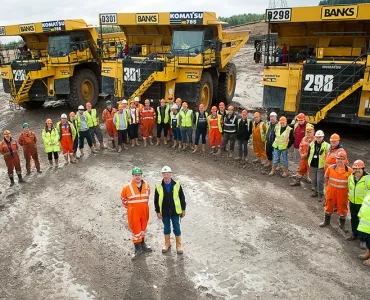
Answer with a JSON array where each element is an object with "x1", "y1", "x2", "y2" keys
[
  {"x1": 256, "y1": 4, "x2": 370, "y2": 126},
  {"x1": 99, "y1": 12, "x2": 249, "y2": 109},
  {"x1": 0, "y1": 20, "x2": 124, "y2": 109}
]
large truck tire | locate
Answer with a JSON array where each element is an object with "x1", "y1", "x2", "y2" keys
[
  {"x1": 194, "y1": 72, "x2": 213, "y2": 111},
  {"x1": 19, "y1": 101, "x2": 45, "y2": 109},
  {"x1": 67, "y1": 69, "x2": 99, "y2": 110},
  {"x1": 217, "y1": 62, "x2": 236, "y2": 105}
]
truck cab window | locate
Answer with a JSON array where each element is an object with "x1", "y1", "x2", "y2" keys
[
  {"x1": 48, "y1": 35, "x2": 71, "y2": 57},
  {"x1": 172, "y1": 30, "x2": 204, "y2": 56}
]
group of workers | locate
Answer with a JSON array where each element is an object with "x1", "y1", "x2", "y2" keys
[{"x1": 2, "y1": 99, "x2": 370, "y2": 264}]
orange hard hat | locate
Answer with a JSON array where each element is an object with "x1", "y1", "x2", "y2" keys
[
  {"x1": 306, "y1": 125, "x2": 314, "y2": 132},
  {"x1": 353, "y1": 160, "x2": 365, "y2": 169},
  {"x1": 145, "y1": 99, "x2": 150, "y2": 104},
  {"x1": 199, "y1": 104, "x2": 205, "y2": 109},
  {"x1": 219, "y1": 102, "x2": 225, "y2": 108},
  {"x1": 3, "y1": 130, "x2": 11, "y2": 136},
  {"x1": 254, "y1": 112, "x2": 261, "y2": 117},
  {"x1": 182, "y1": 102, "x2": 188, "y2": 107},
  {"x1": 242, "y1": 110, "x2": 248, "y2": 115},
  {"x1": 330, "y1": 133, "x2": 340, "y2": 141},
  {"x1": 86, "y1": 102, "x2": 92, "y2": 107},
  {"x1": 336, "y1": 150, "x2": 347, "y2": 159},
  {"x1": 69, "y1": 112, "x2": 76, "y2": 117},
  {"x1": 160, "y1": 99, "x2": 165, "y2": 103},
  {"x1": 279, "y1": 116, "x2": 287, "y2": 123},
  {"x1": 211, "y1": 106, "x2": 217, "y2": 112},
  {"x1": 118, "y1": 104, "x2": 124, "y2": 109},
  {"x1": 176, "y1": 98, "x2": 182, "y2": 103},
  {"x1": 46, "y1": 119, "x2": 53, "y2": 124},
  {"x1": 228, "y1": 105, "x2": 234, "y2": 111},
  {"x1": 297, "y1": 113, "x2": 305, "y2": 121}
]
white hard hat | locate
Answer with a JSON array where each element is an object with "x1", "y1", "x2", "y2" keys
[
  {"x1": 134, "y1": 97, "x2": 140, "y2": 102},
  {"x1": 61, "y1": 113, "x2": 67, "y2": 119},
  {"x1": 161, "y1": 166, "x2": 172, "y2": 173},
  {"x1": 122, "y1": 99, "x2": 128, "y2": 104},
  {"x1": 171, "y1": 104, "x2": 178, "y2": 110},
  {"x1": 269, "y1": 111, "x2": 277, "y2": 117},
  {"x1": 78, "y1": 105, "x2": 85, "y2": 110},
  {"x1": 315, "y1": 130, "x2": 325, "y2": 137}
]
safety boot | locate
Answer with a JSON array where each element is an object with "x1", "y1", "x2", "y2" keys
[
  {"x1": 182, "y1": 143, "x2": 188, "y2": 151},
  {"x1": 189, "y1": 143, "x2": 194, "y2": 150},
  {"x1": 290, "y1": 176, "x2": 302, "y2": 186},
  {"x1": 17, "y1": 174, "x2": 25, "y2": 183},
  {"x1": 268, "y1": 166, "x2": 277, "y2": 176},
  {"x1": 143, "y1": 138, "x2": 147, "y2": 147},
  {"x1": 111, "y1": 139, "x2": 116, "y2": 149},
  {"x1": 178, "y1": 141, "x2": 182, "y2": 150},
  {"x1": 318, "y1": 194, "x2": 324, "y2": 202},
  {"x1": 311, "y1": 191, "x2": 318, "y2": 197},
  {"x1": 91, "y1": 147, "x2": 98, "y2": 154},
  {"x1": 131, "y1": 139, "x2": 135, "y2": 147},
  {"x1": 123, "y1": 144, "x2": 128, "y2": 150},
  {"x1": 100, "y1": 143, "x2": 107, "y2": 149},
  {"x1": 141, "y1": 238, "x2": 152, "y2": 253},
  {"x1": 176, "y1": 236, "x2": 184, "y2": 255},
  {"x1": 162, "y1": 235, "x2": 171, "y2": 253},
  {"x1": 346, "y1": 234, "x2": 358, "y2": 241},
  {"x1": 210, "y1": 147, "x2": 216, "y2": 154},
  {"x1": 339, "y1": 217, "x2": 348, "y2": 233},
  {"x1": 264, "y1": 160, "x2": 272, "y2": 168},
  {"x1": 156, "y1": 137, "x2": 160, "y2": 146},
  {"x1": 360, "y1": 241, "x2": 367, "y2": 250},
  {"x1": 201, "y1": 144, "x2": 206, "y2": 153},
  {"x1": 282, "y1": 166, "x2": 289, "y2": 178},
  {"x1": 172, "y1": 140, "x2": 177, "y2": 149},
  {"x1": 149, "y1": 137, "x2": 154, "y2": 145},
  {"x1": 135, "y1": 138, "x2": 140, "y2": 146},
  {"x1": 54, "y1": 159, "x2": 59, "y2": 168},
  {"x1": 215, "y1": 147, "x2": 221, "y2": 156},
  {"x1": 164, "y1": 138, "x2": 168, "y2": 146},
  {"x1": 48, "y1": 160, "x2": 53, "y2": 167},
  {"x1": 253, "y1": 157, "x2": 261, "y2": 163},
  {"x1": 319, "y1": 214, "x2": 331, "y2": 227},
  {"x1": 132, "y1": 243, "x2": 143, "y2": 260},
  {"x1": 36, "y1": 167, "x2": 42, "y2": 174},
  {"x1": 192, "y1": 145, "x2": 198, "y2": 154},
  {"x1": 306, "y1": 175, "x2": 312, "y2": 183},
  {"x1": 359, "y1": 249, "x2": 370, "y2": 260},
  {"x1": 69, "y1": 154, "x2": 76, "y2": 164},
  {"x1": 9, "y1": 175, "x2": 15, "y2": 187},
  {"x1": 26, "y1": 170, "x2": 31, "y2": 176},
  {"x1": 118, "y1": 146, "x2": 122, "y2": 153},
  {"x1": 228, "y1": 151, "x2": 233, "y2": 158}
]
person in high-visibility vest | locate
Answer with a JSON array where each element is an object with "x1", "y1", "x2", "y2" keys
[
  {"x1": 264, "y1": 112, "x2": 278, "y2": 168},
  {"x1": 269, "y1": 116, "x2": 294, "y2": 178},
  {"x1": 178, "y1": 102, "x2": 194, "y2": 150},
  {"x1": 347, "y1": 160, "x2": 370, "y2": 249},
  {"x1": 76, "y1": 105, "x2": 98, "y2": 156},
  {"x1": 18, "y1": 123, "x2": 41, "y2": 175},
  {"x1": 134, "y1": 96, "x2": 144, "y2": 112},
  {"x1": 319, "y1": 150, "x2": 353, "y2": 229},
  {"x1": 127, "y1": 101, "x2": 141, "y2": 147},
  {"x1": 69, "y1": 112, "x2": 79, "y2": 160},
  {"x1": 84, "y1": 102, "x2": 107, "y2": 150},
  {"x1": 101, "y1": 100, "x2": 117, "y2": 149},
  {"x1": 113, "y1": 104, "x2": 129, "y2": 153},
  {"x1": 324, "y1": 133, "x2": 348, "y2": 172},
  {"x1": 120, "y1": 167, "x2": 152, "y2": 260},
  {"x1": 154, "y1": 166, "x2": 186, "y2": 254},
  {"x1": 156, "y1": 99, "x2": 171, "y2": 146},
  {"x1": 208, "y1": 106, "x2": 223, "y2": 155},
  {"x1": 42, "y1": 119, "x2": 60, "y2": 167},
  {"x1": 193, "y1": 104, "x2": 209, "y2": 154},
  {"x1": 140, "y1": 99, "x2": 156, "y2": 147},
  {"x1": 357, "y1": 193, "x2": 370, "y2": 266},
  {"x1": 252, "y1": 112, "x2": 267, "y2": 164},
  {"x1": 170, "y1": 104, "x2": 182, "y2": 149},
  {"x1": 307, "y1": 130, "x2": 330, "y2": 202},
  {"x1": 56, "y1": 114, "x2": 77, "y2": 165},
  {"x1": 0, "y1": 130, "x2": 25, "y2": 186},
  {"x1": 236, "y1": 110, "x2": 252, "y2": 161},
  {"x1": 293, "y1": 113, "x2": 310, "y2": 164},
  {"x1": 217, "y1": 102, "x2": 227, "y2": 120},
  {"x1": 222, "y1": 105, "x2": 238, "y2": 158}
]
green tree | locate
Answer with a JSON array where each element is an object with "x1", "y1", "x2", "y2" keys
[{"x1": 219, "y1": 14, "x2": 264, "y2": 27}]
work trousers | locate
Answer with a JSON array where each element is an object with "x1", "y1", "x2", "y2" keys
[
  {"x1": 297, "y1": 159, "x2": 310, "y2": 177},
  {"x1": 89, "y1": 125, "x2": 103, "y2": 144},
  {"x1": 310, "y1": 166, "x2": 325, "y2": 195},
  {"x1": 349, "y1": 201, "x2": 366, "y2": 241},
  {"x1": 157, "y1": 123, "x2": 169, "y2": 138},
  {"x1": 325, "y1": 185, "x2": 349, "y2": 216},
  {"x1": 172, "y1": 127, "x2": 181, "y2": 141},
  {"x1": 266, "y1": 142, "x2": 273, "y2": 161},
  {"x1": 141, "y1": 120, "x2": 155, "y2": 138},
  {"x1": 162, "y1": 214, "x2": 181, "y2": 236},
  {"x1": 117, "y1": 129, "x2": 128, "y2": 145},
  {"x1": 79, "y1": 130, "x2": 93, "y2": 149},
  {"x1": 105, "y1": 121, "x2": 117, "y2": 138},
  {"x1": 194, "y1": 128, "x2": 207, "y2": 145},
  {"x1": 128, "y1": 123, "x2": 139, "y2": 139},
  {"x1": 180, "y1": 127, "x2": 193, "y2": 144},
  {"x1": 366, "y1": 234, "x2": 370, "y2": 250},
  {"x1": 73, "y1": 137, "x2": 78, "y2": 153},
  {"x1": 127, "y1": 204, "x2": 149, "y2": 244},
  {"x1": 208, "y1": 129, "x2": 222, "y2": 147},
  {"x1": 273, "y1": 148, "x2": 289, "y2": 167},
  {"x1": 222, "y1": 132, "x2": 236, "y2": 151},
  {"x1": 4, "y1": 153, "x2": 21, "y2": 176},
  {"x1": 294, "y1": 148, "x2": 301, "y2": 162},
  {"x1": 253, "y1": 138, "x2": 267, "y2": 160},
  {"x1": 238, "y1": 139, "x2": 249, "y2": 158},
  {"x1": 23, "y1": 145, "x2": 40, "y2": 172},
  {"x1": 47, "y1": 152, "x2": 59, "y2": 160}
]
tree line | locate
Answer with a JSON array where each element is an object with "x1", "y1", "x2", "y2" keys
[{"x1": 219, "y1": 14, "x2": 264, "y2": 27}]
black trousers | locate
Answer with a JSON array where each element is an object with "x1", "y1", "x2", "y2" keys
[
  {"x1": 157, "y1": 123, "x2": 169, "y2": 138},
  {"x1": 266, "y1": 142, "x2": 273, "y2": 161},
  {"x1": 350, "y1": 201, "x2": 366, "y2": 241},
  {"x1": 47, "y1": 152, "x2": 59, "y2": 160},
  {"x1": 73, "y1": 137, "x2": 78, "y2": 153},
  {"x1": 79, "y1": 130, "x2": 93, "y2": 149},
  {"x1": 128, "y1": 124, "x2": 139, "y2": 139},
  {"x1": 117, "y1": 130, "x2": 128, "y2": 145}
]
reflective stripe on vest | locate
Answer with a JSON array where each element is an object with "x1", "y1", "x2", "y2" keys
[
  {"x1": 155, "y1": 181, "x2": 182, "y2": 215},
  {"x1": 223, "y1": 115, "x2": 237, "y2": 133},
  {"x1": 195, "y1": 111, "x2": 209, "y2": 126},
  {"x1": 170, "y1": 112, "x2": 179, "y2": 128},
  {"x1": 308, "y1": 141, "x2": 329, "y2": 169},
  {"x1": 42, "y1": 128, "x2": 60, "y2": 153},
  {"x1": 272, "y1": 126, "x2": 292, "y2": 150},
  {"x1": 180, "y1": 109, "x2": 193, "y2": 127},
  {"x1": 253, "y1": 122, "x2": 266, "y2": 142},
  {"x1": 84, "y1": 110, "x2": 98, "y2": 127},
  {"x1": 237, "y1": 118, "x2": 250, "y2": 131},
  {"x1": 115, "y1": 112, "x2": 128, "y2": 130},
  {"x1": 128, "y1": 108, "x2": 140, "y2": 125},
  {"x1": 348, "y1": 175, "x2": 370, "y2": 204},
  {"x1": 126, "y1": 182, "x2": 149, "y2": 203},
  {"x1": 157, "y1": 106, "x2": 170, "y2": 124},
  {"x1": 207, "y1": 115, "x2": 223, "y2": 132}
]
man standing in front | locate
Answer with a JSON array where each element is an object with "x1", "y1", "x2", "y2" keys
[
  {"x1": 121, "y1": 167, "x2": 152, "y2": 260},
  {"x1": 236, "y1": 110, "x2": 252, "y2": 161},
  {"x1": 264, "y1": 112, "x2": 278, "y2": 168},
  {"x1": 18, "y1": 123, "x2": 41, "y2": 175},
  {"x1": 84, "y1": 102, "x2": 107, "y2": 150},
  {"x1": 221, "y1": 105, "x2": 238, "y2": 158},
  {"x1": 155, "y1": 166, "x2": 186, "y2": 254},
  {"x1": 102, "y1": 100, "x2": 117, "y2": 149},
  {"x1": 252, "y1": 112, "x2": 267, "y2": 164}
]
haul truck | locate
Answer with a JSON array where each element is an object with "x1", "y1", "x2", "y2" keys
[
  {"x1": 99, "y1": 12, "x2": 249, "y2": 109},
  {"x1": 256, "y1": 4, "x2": 370, "y2": 125},
  {"x1": 0, "y1": 20, "x2": 124, "y2": 109}
]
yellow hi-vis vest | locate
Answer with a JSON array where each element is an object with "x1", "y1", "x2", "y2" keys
[
  {"x1": 179, "y1": 109, "x2": 193, "y2": 127},
  {"x1": 207, "y1": 114, "x2": 223, "y2": 132},
  {"x1": 195, "y1": 111, "x2": 209, "y2": 126},
  {"x1": 157, "y1": 106, "x2": 170, "y2": 124},
  {"x1": 115, "y1": 112, "x2": 128, "y2": 130},
  {"x1": 155, "y1": 181, "x2": 182, "y2": 215},
  {"x1": 84, "y1": 109, "x2": 98, "y2": 127},
  {"x1": 253, "y1": 121, "x2": 266, "y2": 142},
  {"x1": 348, "y1": 174, "x2": 370, "y2": 205},
  {"x1": 272, "y1": 126, "x2": 292, "y2": 150},
  {"x1": 41, "y1": 128, "x2": 60, "y2": 153},
  {"x1": 357, "y1": 194, "x2": 370, "y2": 234},
  {"x1": 308, "y1": 141, "x2": 330, "y2": 169},
  {"x1": 127, "y1": 108, "x2": 140, "y2": 125}
]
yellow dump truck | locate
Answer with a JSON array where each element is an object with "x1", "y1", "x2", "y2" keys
[
  {"x1": 99, "y1": 12, "x2": 249, "y2": 109},
  {"x1": 256, "y1": 4, "x2": 370, "y2": 125},
  {"x1": 0, "y1": 20, "x2": 124, "y2": 109}
]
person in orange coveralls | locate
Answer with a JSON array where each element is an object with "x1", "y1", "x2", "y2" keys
[
  {"x1": 207, "y1": 106, "x2": 223, "y2": 155},
  {"x1": 252, "y1": 112, "x2": 267, "y2": 164},
  {"x1": 140, "y1": 99, "x2": 156, "y2": 147},
  {"x1": 102, "y1": 100, "x2": 117, "y2": 149},
  {"x1": 121, "y1": 167, "x2": 152, "y2": 260},
  {"x1": 290, "y1": 124, "x2": 315, "y2": 186},
  {"x1": 0, "y1": 130, "x2": 25, "y2": 186},
  {"x1": 56, "y1": 114, "x2": 77, "y2": 165},
  {"x1": 18, "y1": 123, "x2": 41, "y2": 175},
  {"x1": 319, "y1": 150, "x2": 353, "y2": 231}
]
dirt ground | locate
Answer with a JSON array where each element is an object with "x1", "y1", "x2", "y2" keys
[{"x1": 1, "y1": 46, "x2": 370, "y2": 300}]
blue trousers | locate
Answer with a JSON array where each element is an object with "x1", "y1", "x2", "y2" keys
[
  {"x1": 172, "y1": 127, "x2": 181, "y2": 141},
  {"x1": 162, "y1": 214, "x2": 181, "y2": 236},
  {"x1": 194, "y1": 128, "x2": 207, "y2": 145},
  {"x1": 273, "y1": 148, "x2": 289, "y2": 167}
]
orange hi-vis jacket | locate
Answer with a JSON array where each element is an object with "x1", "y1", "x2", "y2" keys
[
  {"x1": 102, "y1": 108, "x2": 117, "y2": 138},
  {"x1": 102, "y1": 108, "x2": 117, "y2": 123},
  {"x1": 324, "y1": 146, "x2": 348, "y2": 171},
  {"x1": 299, "y1": 136, "x2": 315, "y2": 159}
]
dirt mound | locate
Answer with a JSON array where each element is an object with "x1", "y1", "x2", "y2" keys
[{"x1": 225, "y1": 21, "x2": 268, "y2": 38}]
